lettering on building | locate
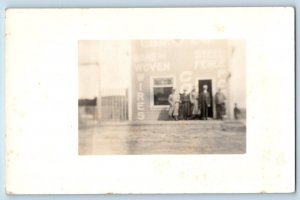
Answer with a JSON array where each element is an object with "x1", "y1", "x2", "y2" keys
[{"x1": 136, "y1": 73, "x2": 145, "y2": 120}]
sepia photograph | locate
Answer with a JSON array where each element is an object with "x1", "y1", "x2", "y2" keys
[
  {"x1": 78, "y1": 40, "x2": 246, "y2": 155},
  {"x1": 5, "y1": 8, "x2": 294, "y2": 194}
]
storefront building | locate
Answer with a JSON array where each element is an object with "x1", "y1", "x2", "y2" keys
[
  {"x1": 78, "y1": 40, "x2": 246, "y2": 122},
  {"x1": 130, "y1": 40, "x2": 246, "y2": 121}
]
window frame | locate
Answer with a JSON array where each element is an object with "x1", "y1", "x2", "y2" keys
[{"x1": 149, "y1": 75, "x2": 176, "y2": 109}]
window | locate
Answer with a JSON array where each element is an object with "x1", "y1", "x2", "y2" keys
[{"x1": 151, "y1": 77, "x2": 175, "y2": 106}]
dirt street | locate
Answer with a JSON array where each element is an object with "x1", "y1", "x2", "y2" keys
[{"x1": 78, "y1": 121, "x2": 246, "y2": 155}]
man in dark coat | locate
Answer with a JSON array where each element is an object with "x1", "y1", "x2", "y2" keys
[
  {"x1": 234, "y1": 103, "x2": 241, "y2": 120},
  {"x1": 199, "y1": 85, "x2": 211, "y2": 120}
]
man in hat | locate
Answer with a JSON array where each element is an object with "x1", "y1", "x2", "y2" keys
[
  {"x1": 168, "y1": 88, "x2": 181, "y2": 120},
  {"x1": 215, "y1": 88, "x2": 226, "y2": 120},
  {"x1": 234, "y1": 103, "x2": 241, "y2": 120},
  {"x1": 199, "y1": 85, "x2": 211, "y2": 120}
]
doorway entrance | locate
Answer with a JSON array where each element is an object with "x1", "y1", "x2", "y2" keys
[{"x1": 198, "y1": 79, "x2": 213, "y2": 118}]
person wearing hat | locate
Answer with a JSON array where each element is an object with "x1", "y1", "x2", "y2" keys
[
  {"x1": 199, "y1": 84, "x2": 211, "y2": 120},
  {"x1": 215, "y1": 88, "x2": 226, "y2": 120},
  {"x1": 190, "y1": 86, "x2": 199, "y2": 119},
  {"x1": 234, "y1": 103, "x2": 241, "y2": 120},
  {"x1": 181, "y1": 87, "x2": 191, "y2": 120},
  {"x1": 168, "y1": 88, "x2": 181, "y2": 120}
]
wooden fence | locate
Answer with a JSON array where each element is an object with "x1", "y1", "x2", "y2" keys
[
  {"x1": 100, "y1": 89, "x2": 129, "y2": 121},
  {"x1": 78, "y1": 89, "x2": 129, "y2": 123}
]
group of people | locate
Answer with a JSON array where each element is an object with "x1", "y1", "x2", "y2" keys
[{"x1": 168, "y1": 85, "x2": 226, "y2": 120}]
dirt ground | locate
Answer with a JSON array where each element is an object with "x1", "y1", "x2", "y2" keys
[{"x1": 78, "y1": 121, "x2": 246, "y2": 155}]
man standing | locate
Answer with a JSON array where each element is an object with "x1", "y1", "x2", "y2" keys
[
  {"x1": 190, "y1": 86, "x2": 199, "y2": 119},
  {"x1": 199, "y1": 85, "x2": 211, "y2": 120},
  {"x1": 215, "y1": 88, "x2": 226, "y2": 120},
  {"x1": 168, "y1": 88, "x2": 181, "y2": 120},
  {"x1": 234, "y1": 103, "x2": 241, "y2": 120}
]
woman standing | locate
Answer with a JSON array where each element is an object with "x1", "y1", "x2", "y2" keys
[
  {"x1": 190, "y1": 86, "x2": 199, "y2": 119},
  {"x1": 181, "y1": 88, "x2": 190, "y2": 120}
]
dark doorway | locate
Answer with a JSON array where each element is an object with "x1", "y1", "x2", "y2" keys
[{"x1": 198, "y1": 79, "x2": 213, "y2": 118}]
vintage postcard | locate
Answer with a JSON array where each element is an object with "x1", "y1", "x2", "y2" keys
[{"x1": 5, "y1": 8, "x2": 295, "y2": 194}]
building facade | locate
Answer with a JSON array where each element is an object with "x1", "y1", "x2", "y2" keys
[
  {"x1": 130, "y1": 40, "x2": 246, "y2": 121},
  {"x1": 78, "y1": 40, "x2": 246, "y2": 122}
]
